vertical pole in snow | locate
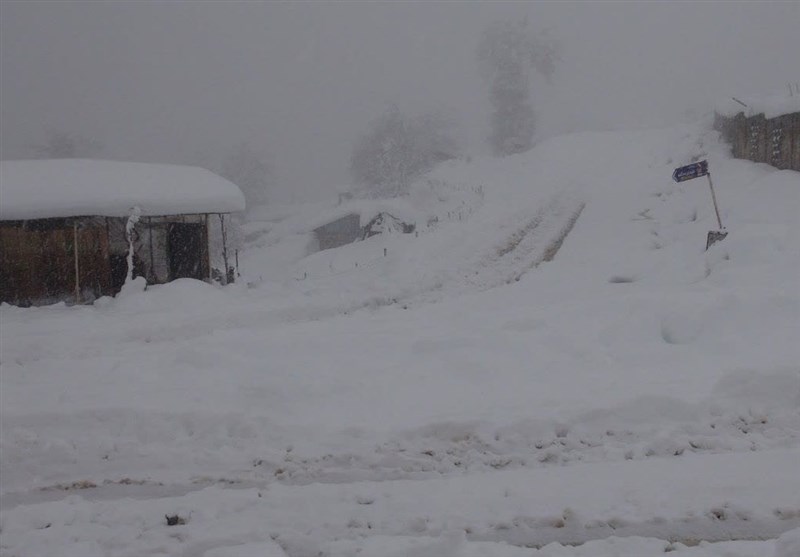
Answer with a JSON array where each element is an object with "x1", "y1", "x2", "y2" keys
[
  {"x1": 148, "y1": 217, "x2": 155, "y2": 283},
  {"x1": 73, "y1": 221, "x2": 81, "y2": 303},
  {"x1": 219, "y1": 214, "x2": 230, "y2": 283},
  {"x1": 706, "y1": 173, "x2": 724, "y2": 230},
  {"x1": 203, "y1": 214, "x2": 211, "y2": 281},
  {"x1": 125, "y1": 207, "x2": 141, "y2": 285}
]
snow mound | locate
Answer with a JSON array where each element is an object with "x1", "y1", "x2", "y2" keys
[{"x1": 775, "y1": 528, "x2": 800, "y2": 557}]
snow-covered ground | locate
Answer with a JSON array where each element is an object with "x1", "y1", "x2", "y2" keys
[{"x1": 1, "y1": 124, "x2": 799, "y2": 556}]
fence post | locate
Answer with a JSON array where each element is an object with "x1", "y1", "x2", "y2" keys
[{"x1": 73, "y1": 221, "x2": 81, "y2": 303}]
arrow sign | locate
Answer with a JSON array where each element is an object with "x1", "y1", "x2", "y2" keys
[{"x1": 672, "y1": 160, "x2": 709, "y2": 182}]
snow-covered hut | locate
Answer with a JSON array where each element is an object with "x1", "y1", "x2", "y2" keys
[
  {"x1": 312, "y1": 213, "x2": 362, "y2": 251},
  {"x1": 310, "y1": 199, "x2": 420, "y2": 253},
  {"x1": 0, "y1": 159, "x2": 245, "y2": 306}
]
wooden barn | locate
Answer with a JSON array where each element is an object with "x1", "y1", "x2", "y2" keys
[{"x1": 0, "y1": 159, "x2": 245, "y2": 306}]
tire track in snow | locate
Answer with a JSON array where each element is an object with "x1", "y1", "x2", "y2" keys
[
  {"x1": 4, "y1": 453, "x2": 797, "y2": 557},
  {"x1": 468, "y1": 511, "x2": 800, "y2": 550},
  {"x1": 397, "y1": 193, "x2": 585, "y2": 308},
  {"x1": 462, "y1": 195, "x2": 585, "y2": 291}
]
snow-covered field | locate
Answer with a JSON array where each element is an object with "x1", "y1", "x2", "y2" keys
[{"x1": 1, "y1": 125, "x2": 799, "y2": 556}]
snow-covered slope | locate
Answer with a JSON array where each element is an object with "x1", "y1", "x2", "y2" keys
[{"x1": 1, "y1": 125, "x2": 798, "y2": 557}]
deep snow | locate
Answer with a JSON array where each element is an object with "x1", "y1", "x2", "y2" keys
[{"x1": 1, "y1": 124, "x2": 798, "y2": 556}]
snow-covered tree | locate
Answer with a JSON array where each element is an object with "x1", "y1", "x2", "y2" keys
[
  {"x1": 219, "y1": 142, "x2": 271, "y2": 209},
  {"x1": 477, "y1": 19, "x2": 558, "y2": 156},
  {"x1": 350, "y1": 107, "x2": 457, "y2": 198}
]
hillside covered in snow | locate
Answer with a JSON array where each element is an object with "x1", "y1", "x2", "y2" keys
[{"x1": 1, "y1": 124, "x2": 799, "y2": 557}]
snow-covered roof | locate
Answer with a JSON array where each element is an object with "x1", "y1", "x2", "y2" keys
[
  {"x1": 715, "y1": 91, "x2": 800, "y2": 119},
  {"x1": 307, "y1": 198, "x2": 423, "y2": 232},
  {"x1": 0, "y1": 159, "x2": 246, "y2": 220}
]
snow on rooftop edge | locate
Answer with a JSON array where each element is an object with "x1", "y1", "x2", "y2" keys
[
  {"x1": 715, "y1": 90, "x2": 800, "y2": 119},
  {"x1": 0, "y1": 159, "x2": 246, "y2": 220},
  {"x1": 307, "y1": 198, "x2": 423, "y2": 231}
]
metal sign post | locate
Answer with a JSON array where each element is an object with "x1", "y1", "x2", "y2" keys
[
  {"x1": 703, "y1": 171, "x2": 727, "y2": 249},
  {"x1": 672, "y1": 160, "x2": 727, "y2": 249},
  {"x1": 706, "y1": 172, "x2": 723, "y2": 230}
]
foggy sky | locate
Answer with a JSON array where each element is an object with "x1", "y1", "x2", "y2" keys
[{"x1": 2, "y1": 1, "x2": 798, "y2": 202}]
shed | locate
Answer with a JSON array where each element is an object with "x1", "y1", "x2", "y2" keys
[
  {"x1": 714, "y1": 92, "x2": 800, "y2": 171},
  {"x1": 312, "y1": 213, "x2": 362, "y2": 251},
  {"x1": 0, "y1": 159, "x2": 245, "y2": 306}
]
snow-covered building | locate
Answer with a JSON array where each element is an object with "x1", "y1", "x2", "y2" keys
[
  {"x1": 308, "y1": 197, "x2": 421, "y2": 253},
  {"x1": 0, "y1": 159, "x2": 245, "y2": 306},
  {"x1": 312, "y1": 213, "x2": 362, "y2": 252},
  {"x1": 714, "y1": 92, "x2": 800, "y2": 170},
  {"x1": 311, "y1": 211, "x2": 417, "y2": 252}
]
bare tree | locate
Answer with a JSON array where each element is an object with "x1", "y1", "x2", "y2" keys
[
  {"x1": 30, "y1": 130, "x2": 103, "y2": 159},
  {"x1": 350, "y1": 107, "x2": 458, "y2": 198},
  {"x1": 219, "y1": 142, "x2": 271, "y2": 209},
  {"x1": 477, "y1": 19, "x2": 558, "y2": 156}
]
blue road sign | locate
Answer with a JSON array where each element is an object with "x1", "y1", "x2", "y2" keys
[{"x1": 672, "y1": 160, "x2": 709, "y2": 182}]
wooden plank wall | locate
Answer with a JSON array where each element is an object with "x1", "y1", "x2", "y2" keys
[
  {"x1": 794, "y1": 113, "x2": 800, "y2": 170},
  {"x1": 1, "y1": 213, "x2": 215, "y2": 306},
  {"x1": 0, "y1": 220, "x2": 111, "y2": 305},
  {"x1": 716, "y1": 111, "x2": 800, "y2": 171}
]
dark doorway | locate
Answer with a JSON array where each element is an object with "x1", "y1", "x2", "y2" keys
[
  {"x1": 109, "y1": 253, "x2": 145, "y2": 293},
  {"x1": 168, "y1": 223, "x2": 205, "y2": 280}
]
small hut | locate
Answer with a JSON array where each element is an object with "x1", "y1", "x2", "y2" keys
[
  {"x1": 311, "y1": 210, "x2": 416, "y2": 253},
  {"x1": 0, "y1": 159, "x2": 245, "y2": 306},
  {"x1": 312, "y1": 213, "x2": 362, "y2": 251}
]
